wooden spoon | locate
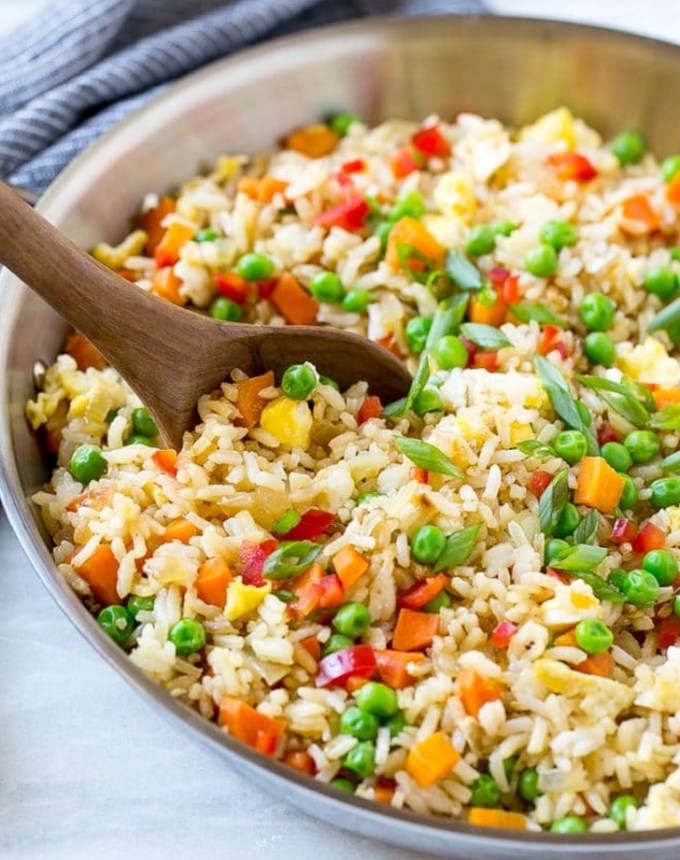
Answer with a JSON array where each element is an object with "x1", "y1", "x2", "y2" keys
[{"x1": 0, "y1": 181, "x2": 411, "y2": 449}]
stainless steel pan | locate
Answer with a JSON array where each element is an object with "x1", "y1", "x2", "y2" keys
[{"x1": 2, "y1": 15, "x2": 680, "y2": 857}]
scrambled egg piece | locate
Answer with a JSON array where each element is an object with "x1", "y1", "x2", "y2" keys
[
  {"x1": 616, "y1": 337, "x2": 680, "y2": 387},
  {"x1": 433, "y1": 172, "x2": 477, "y2": 222},
  {"x1": 635, "y1": 646, "x2": 680, "y2": 712},
  {"x1": 509, "y1": 423, "x2": 534, "y2": 445},
  {"x1": 541, "y1": 579, "x2": 602, "y2": 629},
  {"x1": 260, "y1": 397, "x2": 313, "y2": 449},
  {"x1": 441, "y1": 369, "x2": 545, "y2": 410},
  {"x1": 534, "y1": 659, "x2": 635, "y2": 719},
  {"x1": 92, "y1": 229, "x2": 148, "y2": 271},
  {"x1": 517, "y1": 107, "x2": 576, "y2": 149},
  {"x1": 225, "y1": 577, "x2": 271, "y2": 621}
]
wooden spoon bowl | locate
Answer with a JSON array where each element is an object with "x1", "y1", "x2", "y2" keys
[{"x1": 0, "y1": 181, "x2": 411, "y2": 448}]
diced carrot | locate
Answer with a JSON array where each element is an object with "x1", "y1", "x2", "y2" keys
[
  {"x1": 237, "y1": 176, "x2": 261, "y2": 199},
  {"x1": 385, "y1": 216, "x2": 445, "y2": 272},
  {"x1": 151, "y1": 448, "x2": 178, "y2": 476},
  {"x1": 219, "y1": 697, "x2": 285, "y2": 754},
  {"x1": 65, "y1": 332, "x2": 107, "y2": 371},
  {"x1": 374, "y1": 778, "x2": 396, "y2": 804},
  {"x1": 141, "y1": 196, "x2": 176, "y2": 255},
  {"x1": 620, "y1": 195, "x2": 659, "y2": 233},
  {"x1": 397, "y1": 573, "x2": 448, "y2": 610},
  {"x1": 154, "y1": 221, "x2": 195, "y2": 268},
  {"x1": 73, "y1": 543, "x2": 120, "y2": 606},
  {"x1": 469, "y1": 291, "x2": 506, "y2": 326},
  {"x1": 375, "y1": 649, "x2": 425, "y2": 689},
  {"x1": 345, "y1": 675, "x2": 371, "y2": 694},
  {"x1": 377, "y1": 333, "x2": 403, "y2": 359},
  {"x1": 391, "y1": 146, "x2": 424, "y2": 179},
  {"x1": 410, "y1": 466, "x2": 428, "y2": 484},
  {"x1": 358, "y1": 396, "x2": 382, "y2": 424},
  {"x1": 195, "y1": 557, "x2": 233, "y2": 608},
  {"x1": 489, "y1": 621, "x2": 517, "y2": 649},
  {"x1": 667, "y1": 172, "x2": 680, "y2": 207},
  {"x1": 653, "y1": 388, "x2": 680, "y2": 410},
  {"x1": 290, "y1": 563, "x2": 325, "y2": 594},
  {"x1": 529, "y1": 470, "x2": 553, "y2": 499},
  {"x1": 332, "y1": 546, "x2": 370, "y2": 590},
  {"x1": 406, "y1": 731, "x2": 460, "y2": 788},
  {"x1": 282, "y1": 750, "x2": 316, "y2": 775},
  {"x1": 392, "y1": 608, "x2": 439, "y2": 652},
  {"x1": 116, "y1": 268, "x2": 138, "y2": 282},
  {"x1": 299, "y1": 635, "x2": 322, "y2": 662},
  {"x1": 163, "y1": 518, "x2": 199, "y2": 544},
  {"x1": 547, "y1": 152, "x2": 597, "y2": 182},
  {"x1": 473, "y1": 351, "x2": 498, "y2": 372},
  {"x1": 554, "y1": 628, "x2": 577, "y2": 648},
  {"x1": 500, "y1": 274, "x2": 521, "y2": 305},
  {"x1": 238, "y1": 175, "x2": 289, "y2": 203},
  {"x1": 468, "y1": 808, "x2": 527, "y2": 830},
  {"x1": 574, "y1": 456, "x2": 625, "y2": 514},
  {"x1": 456, "y1": 666, "x2": 502, "y2": 718},
  {"x1": 151, "y1": 266, "x2": 186, "y2": 305},
  {"x1": 234, "y1": 370, "x2": 275, "y2": 429},
  {"x1": 270, "y1": 273, "x2": 319, "y2": 326},
  {"x1": 285, "y1": 124, "x2": 339, "y2": 158},
  {"x1": 66, "y1": 486, "x2": 114, "y2": 513},
  {"x1": 576, "y1": 650, "x2": 612, "y2": 677}
]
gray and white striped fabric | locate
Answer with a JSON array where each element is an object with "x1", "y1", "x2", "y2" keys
[{"x1": 0, "y1": 0, "x2": 484, "y2": 194}]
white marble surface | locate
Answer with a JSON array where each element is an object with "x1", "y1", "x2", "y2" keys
[{"x1": 2, "y1": 2, "x2": 680, "y2": 859}]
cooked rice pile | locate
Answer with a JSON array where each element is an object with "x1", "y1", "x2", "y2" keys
[{"x1": 26, "y1": 108, "x2": 680, "y2": 833}]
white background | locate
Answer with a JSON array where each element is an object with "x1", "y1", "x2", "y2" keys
[{"x1": 2, "y1": 2, "x2": 680, "y2": 859}]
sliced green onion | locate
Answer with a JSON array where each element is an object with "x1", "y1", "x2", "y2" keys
[
  {"x1": 549, "y1": 544, "x2": 607, "y2": 571},
  {"x1": 394, "y1": 436, "x2": 463, "y2": 478},
  {"x1": 444, "y1": 250, "x2": 483, "y2": 290},
  {"x1": 272, "y1": 509, "x2": 302, "y2": 535},
  {"x1": 263, "y1": 541, "x2": 323, "y2": 580},
  {"x1": 539, "y1": 469, "x2": 569, "y2": 537},
  {"x1": 459, "y1": 323, "x2": 511, "y2": 350},
  {"x1": 509, "y1": 303, "x2": 566, "y2": 328},
  {"x1": 433, "y1": 524, "x2": 481, "y2": 572}
]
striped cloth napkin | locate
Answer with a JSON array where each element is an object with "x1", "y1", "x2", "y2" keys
[{"x1": 0, "y1": 0, "x2": 483, "y2": 194}]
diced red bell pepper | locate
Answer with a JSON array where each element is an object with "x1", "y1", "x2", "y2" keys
[
  {"x1": 597, "y1": 422, "x2": 619, "y2": 446},
  {"x1": 215, "y1": 272, "x2": 250, "y2": 304},
  {"x1": 397, "y1": 573, "x2": 449, "y2": 610},
  {"x1": 341, "y1": 158, "x2": 366, "y2": 174},
  {"x1": 610, "y1": 518, "x2": 637, "y2": 545},
  {"x1": 538, "y1": 324, "x2": 567, "y2": 359},
  {"x1": 315, "y1": 644, "x2": 377, "y2": 688},
  {"x1": 409, "y1": 466, "x2": 429, "y2": 484},
  {"x1": 459, "y1": 335, "x2": 477, "y2": 366},
  {"x1": 632, "y1": 522, "x2": 666, "y2": 554},
  {"x1": 546, "y1": 566, "x2": 569, "y2": 584},
  {"x1": 658, "y1": 617, "x2": 680, "y2": 650},
  {"x1": 240, "y1": 539, "x2": 278, "y2": 586},
  {"x1": 312, "y1": 197, "x2": 370, "y2": 232},
  {"x1": 548, "y1": 152, "x2": 597, "y2": 182},
  {"x1": 529, "y1": 471, "x2": 553, "y2": 499},
  {"x1": 257, "y1": 278, "x2": 277, "y2": 299},
  {"x1": 473, "y1": 351, "x2": 498, "y2": 371},
  {"x1": 490, "y1": 621, "x2": 518, "y2": 648},
  {"x1": 358, "y1": 396, "x2": 383, "y2": 425},
  {"x1": 391, "y1": 146, "x2": 424, "y2": 179},
  {"x1": 488, "y1": 267, "x2": 510, "y2": 287},
  {"x1": 500, "y1": 274, "x2": 521, "y2": 305},
  {"x1": 282, "y1": 509, "x2": 335, "y2": 541},
  {"x1": 412, "y1": 125, "x2": 451, "y2": 158}
]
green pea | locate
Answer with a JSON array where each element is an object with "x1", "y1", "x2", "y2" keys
[
  {"x1": 650, "y1": 477, "x2": 680, "y2": 509},
  {"x1": 600, "y1": 442, "x2": 632, "y2": 473},
  {"x1": 518, "y1": 768, "x2": 542, "y2": 802},
  {"x1": 413, "y1": 388, "x2": 443, "y2": 417},
  {"x1": 309, "y1": 271, "x2": 345, "y2": 303},
  {"x1": 125, "y1": 434, "x2": 153, "y2": 446},
  {"x1": 575, "y1": 401, "x2": 592, "y2": 427},
  {"x1": 466, "y1": 225, "x2": 496, "y2": 257},
  {"x1": 550, "y1": 816, "x2": 587, "y2": 834},
  {"x1": 195, "y1": 228, "x2": 219, "y2": 242},
  {"x1": 540, "y1": 220, "x2": 577, "y2": 251},
  {"x1": 609, "y1": 794, "x2": 638, "y2": 830},
  {"x1": 328, "y1": 112, "x2": 360, "y2": 137},
  {"x1": 525, "y1": 244, "x2": 558, "y2": 278},
  {"x1": 608, "y1": 568, "x2": 628, "y2": 590},
  {"x1": 624, "y1": 430, "x2": 660, "y2": 464},
  {"x1": 610, "y1": 131, "x2": 646, "y2": 166},
  {"x1": 319, "y1": 375, "x2": 339, "y2": 391},
  {"x1": 423, "y1": 590, "x2": 452, "y2": 613},
  {"x1": 357, "y1": 491, "x2": 383, "y2": 506},
  {"x1": 661, "y1": 154, "x2": 680, "y2": 183},
  {"x1": 342, "y1": 740, "x2": 375, "y2": 778},
  {"x1": 583, "y1": 332, "x2": 615, "y2": 367},
  {"x1": 492, "y1": 221, "x2": 517, "y2": 237},
  {"x1": 339, "y1": 706, "x2": 379, "y2": 740},
  {"x1": 97, "y1": 605, "x2": 133, "y2": 646},
  {"x1": 209, "y1": 296, "x2": 243, "y2": 321},
  {"x1": 131, "y1": 407, "x2": 158, "y2": 438},
  {"x1": 619, "y1": 474, "x2": 639, "y2": 510},
  {"x1": 553, "y1": 430, "x2": 588, "y2": 465},
  {"x1": 330, "y1": 777, "x2": 356, "y2": 793},
  {"x1": 674, "y1": 594, "x2": 680, "y2": 618},
  {"x1": 574, "y1": 618, "x2": 613, "y2": 654},
  {"x1": 672, "y1": 248, "x2": 680, "y2": 263},
  {"x1": 69, "y1": 444, "x2": 107, "y2": 484},
  {"x1": 434, "y1": 335, "x2": 468, "y2": 370},
  {"x1": 127, "y1": 595, "x2": 155, "y2": 618},
  {"x1": 411, "y1": 525, "x2": 447, "y2": 565},
  {"x1": 620, "y1": 569, "x2": 660, "y2": 606},
  {"x1": 554, "y1": 503, "x2": 580, "y2": 538},
  {"x1": 580, "y1": 293, "x2": 615, "y2": 332},
  {"x1": 642, "y1": 549, "x2": 678, "y2": 586},
  {"x1": 354, "y1": 681, "x2": 399, "y2": 718},
  {"x1": 333, "y1": 603, "x2": 371, "y2": 639},
  {"x1": 389, "y1": 191, "x2": 425, "y2": 222},
  {"x1": 384, "y1": 711, "x2": 406, "y2": 737},
  {"x1": 341, "y1": 289, "x2": 373, "y2": 313},
  {"x1": 323, "y1": 633, "x2": 355, "y2": 656},
  {"x1": 168, "y1": 618, "x2": 207, "y2": 655},
  {"x1": 644, "y1": 267, "x2": 678, "y2": 301},
  {"x1": 236, "y1": 252, "x2": 275, "y2": 281},
  {"x1": 470, "y1": 774, "x2": 501, "y2": 808},
  {"x1": 545, "y1": 538, "x2": 570, "y2": 565},
  {"x1": 405, "y1": 316, "x2": 433, "y2": 354},
  {"x1": 281, "y1": 363, "x2": 318, "y2": 400}
]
